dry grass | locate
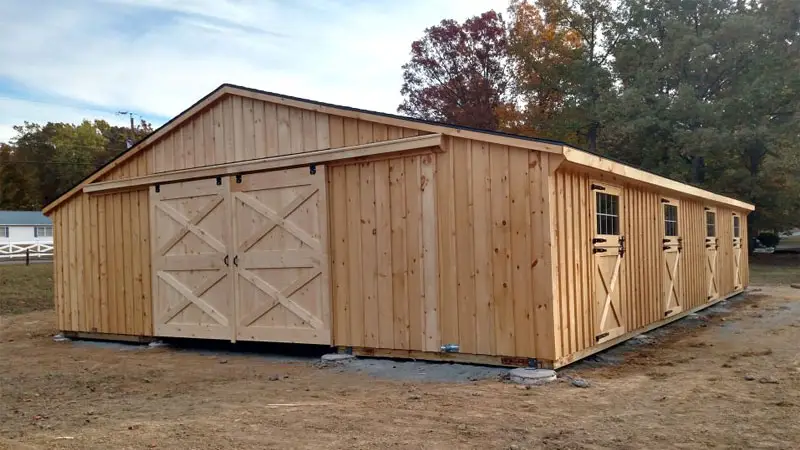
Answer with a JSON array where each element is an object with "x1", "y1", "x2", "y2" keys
[
  {"x1": 0, "y1": 263, "x2": 54, "y2": 315},
  {"x1": 750, "y1": 253, "x2": 800, "y2": 286}
]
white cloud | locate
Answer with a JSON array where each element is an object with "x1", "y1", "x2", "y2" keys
[{"x1": 0, "y1": 0, "x2": 508, "y2": 144}]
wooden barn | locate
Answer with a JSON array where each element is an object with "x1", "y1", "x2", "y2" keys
[{"x1": 43, "y1": 84, "x2": 754, "y2": 368}]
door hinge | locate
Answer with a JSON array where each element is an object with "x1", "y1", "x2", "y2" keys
[
  {"x1": 592, "y1": 248, "x2": 607, "y2": 254},
  {"x1": 216, "y1": 176, "x2": 222, "y2": 186},
  {"x1": 310, "y1": 164, "x2": 317, "y2": 175},
  {"x1": 661, "y1": 198, "x2": 670, "y2": 203},
  {"x1": 592, "y1": 238, "x2": 607, "y2": 244},
  {"x1": 154, "y1": 184, "x2": 160, "y2": 193},
  {"x1": 591, "y1": 183, "x2": 605, "y2": 191},
  {"x1": 236, "y1": 174, "x2": 242, "y2": 184},
  {"x1": 595, "y1": 332, "x2": 610, "y2": 342},
  {"x1": 664, "y1": 309, "x2": 673, "y2": 316}
]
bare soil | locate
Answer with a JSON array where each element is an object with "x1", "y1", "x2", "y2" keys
[{"x1": 1, "y1": 264, "x2": 800, "y2": 449}]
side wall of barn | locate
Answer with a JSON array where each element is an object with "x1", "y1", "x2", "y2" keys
[
  {"x1": 550, "y1": 163, "x2": 750, "y2": 363},
  {"x1": 53, "y1": 93, "x2": 419, "y2": 336},
  {"x1": 329, "y1": 139, "x2": 557, "y2": 361}
]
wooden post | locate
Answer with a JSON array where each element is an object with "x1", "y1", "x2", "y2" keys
[{"x1": 25, "y1": 248, "x2": 30, "y2": 266}]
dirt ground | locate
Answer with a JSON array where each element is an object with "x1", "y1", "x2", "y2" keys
[{"x1": 2, "y1": 264, "x2": 800, "y2": 449}]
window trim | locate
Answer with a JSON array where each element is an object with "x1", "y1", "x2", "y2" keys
[
  {"x1": 705, "y1": 209, "x2": 717, "y2": 238},
  {"x1": 662, "y1": 198, "x2": 679, "y2": 238},
  {"x1": 733, "y1": 214, "x2": 741, "y2": 239},
  {"x1": 592, "y1": 181, "x2": 623, "y2": 238},
  {"x1": 34, "y1": 225, "x2": 53, "y2": 238},
  {"x1": 0, "y1": 226, "x2": 8, "y2": 238}
]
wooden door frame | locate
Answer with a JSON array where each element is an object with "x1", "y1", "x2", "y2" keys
[
  {"x1": 590, "y1": 180, "x2": 625, "y2": 344},
  {"x1": 661, "y1": 197, "x2": 682, "y2": 318},
  {"x1": 732, "y1": 211, "x2": 743, "y2": 290},
  {"x1": 705, "y1": 206, "x2": 719, "y2": 301}
]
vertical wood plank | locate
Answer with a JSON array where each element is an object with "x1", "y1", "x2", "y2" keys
[
  {"x1": 389, "y1": 154, "x2": 409, "y2": 350},
  {"x1": 405, "y1": 156, "x2": 423, "y2": 351},
  {"x1": 242, "y1": 97, "x2": 255, "y2": 160},
  {"x1": 122, "y1": 193, "x2": 134, "y2": 334},
  {"x1": 360, "y1": 161, "x2": 378, "y2": 347},
  {"x1": 330, "y1": 167, "x2": 349, "y2": 346},
  {"x1": 316, "y1": 112, "x2": 330, "y2": 150},
  {"x1": 374, "y1": 158, "x2": 394, "y2": 348},
  {"x1": 139, "y1": 189, "x2": 152, "y2": 335},
  {"x1": 112, "y1": 193, "x2": 125, "y2": 332},
  {"x1": 453, "y1": 139, "x2": 476, "y2": 353},
  {"x1": 437, "y1": 141, "x2": 459, "y2": 351},
  {"x1": 203, "y1": 109, "x2": 214, "y2": 165},
  {"x1": 277, "y1": 105, "x2": 291, "y2": 155},
  {"x1": 420, "y1": 153, "x2": 439, "y2": 352},
  {"x1": 289, "y1": 107, "x2": 304, "y2": 154},
  {"x1": 509, "y1": 148, "x2": 532, "y2": 355},
  {"x1": 222, "y1": 97, "x2": 235, "y2": 163},
  {"x1": 343, "y1": 118, "x2": 362, "y2": 346},
  {"x1": 490, "y1": 145, "x2": 514, "y2": 355},
  {"x1": 183, "y1": 119, "x2": 195, "y2": 170},
  {"x1": 231, "y1": 95, "x2": 243, "y2": 161},
  {"x1": 473, "y1": 141, "x2": 495, "y2": 355},
  {"x1": 264, "y1": 102, "x2": 279, "y2": 156},
  {"x1": 98, "y1": 196, "x2": 108, "y2": 333},
  {"x1": 535, "y1": 153, "x2": 557, "y2": 360},
  {"x1": 212, "y1": 103, "x2": 225, "y2": 166},
  {"x1": 253, "y1": 100, "x2": 267, "y2": 159},
  {"x1": 193, "y1": 114, "x2": 205, "y2": 167},
  {"x1": 302, "y1": 110, "x2": 317, "y2": 151},
  {"x1": 90, "y1": 195, "x2": 101, "y2": 331}
]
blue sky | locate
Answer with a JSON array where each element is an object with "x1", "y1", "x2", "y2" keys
[{"x1": 0, "y1": 0, "x2": 507, "y2": 143}]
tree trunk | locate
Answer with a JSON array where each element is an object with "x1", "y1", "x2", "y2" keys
[
  {"x1": 587, "y1": 123, "x2": 598, "y2": 154},
  {"x1": 691, "y1": 155, "x2": 705, "y2": 184}
]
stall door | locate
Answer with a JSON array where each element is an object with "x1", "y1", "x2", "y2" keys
[
  {"x1": 231, "y1": 168, "x2": 331, "y2": 344},
  {"x1": 732, "y1": 213, "x2": 743, "y2": 290},
  {"x1": 150, "y1": 177, "x2": 234, "y2": 340},
  {"x1": 662, "y1": 198, "x2": 683, "y2": 318},
  {"x1": 591, "y1": 182, "x2": 625, "y2": 344},
  {"x1": 705, "y1": 207, "x2": 719, "y2": 300}
]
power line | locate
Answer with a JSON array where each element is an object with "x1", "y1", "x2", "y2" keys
[{"x1": 0, "y1": 160, "x2": 100, "y2": 166}]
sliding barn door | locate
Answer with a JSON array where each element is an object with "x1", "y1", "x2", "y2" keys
[
  {"x1": 591, "y1": 182, "x2": 626, "y2": 344},
  {"x1": 150, "y1": 177, "x2": 234, "y2": 340},
  {"x1": 231, "y1": 168, "x2": 331, "y2": 344},
  {"x1": 662, "y1": 198, "x2": 683, "y2": 318}
]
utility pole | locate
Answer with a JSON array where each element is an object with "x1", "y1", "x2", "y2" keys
[
  {"x1": 116, "y1": 111, "x2": 138, "y2": 149},
  {"x1": 116, "y1": 111, "x2": 135, "y2": 132}
]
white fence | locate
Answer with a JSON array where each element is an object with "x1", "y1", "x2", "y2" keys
[{"x1": 0, "y1": 242, "x2": 54, "y2": 260}]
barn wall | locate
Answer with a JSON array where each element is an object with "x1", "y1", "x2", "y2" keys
[
  {"x1": 53, "y1": 94, "x2": 425, "y2": 337},
  {"x1": 551, "y1": 165, "x2": 750, "y2": 360},
  {"x1": 53, "y1": 189, "x2": 153, "y2": 336},
  {"x1": 329, "y1": 137, "x2": 556, "y2": 360}
]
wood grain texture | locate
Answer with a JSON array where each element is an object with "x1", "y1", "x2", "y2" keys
[{"x1": 550, "y1": 166, "x2": 750, "y2": 360}]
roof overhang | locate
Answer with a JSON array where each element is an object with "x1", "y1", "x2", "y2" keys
[{"x1": 562, "y1": 146, "x2": 755, "y2": 211}]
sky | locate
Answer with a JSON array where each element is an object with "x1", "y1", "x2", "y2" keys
[{"x1": 0, "y1": 0, "x2": 508, "y2": 144}]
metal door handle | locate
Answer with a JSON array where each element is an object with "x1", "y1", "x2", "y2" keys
[
  {"x1": 224, "y1": 255, "x2": 229, "y2": 266},
  {"x1": 233, "y1": 255, "x2": 239, "y2": 266}
]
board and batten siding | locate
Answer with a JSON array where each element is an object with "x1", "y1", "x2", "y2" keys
[
  {"x1": 550, "y1": 166, "x2": 750, "y2": 361},
  {"x1": 53, "y1": 93, "x2": 424, "y2": 337},
  {"x1": 329, "y1": 137, "x2": 556, "y2": 361}
]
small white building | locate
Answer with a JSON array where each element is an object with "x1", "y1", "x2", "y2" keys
[{"x1": 0, "y1": 210, "x2": 53, "y2": 259}]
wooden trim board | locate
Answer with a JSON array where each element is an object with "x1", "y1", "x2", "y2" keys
[
  {"x1": 338, "y1": 347, "x2": 548, "y2": 369},
  {"x1": 562, "y1": 147, "x2": 754, "y2": 211},
  {"x1": 62, "y1": 331, "x2": 155, "y2": 344},
  {"x1": 553, "y1": 288, "x2": 746, "y2": 368},
  {"x1": 84, "y1": 134, "x2": 443, "y2": 194}
]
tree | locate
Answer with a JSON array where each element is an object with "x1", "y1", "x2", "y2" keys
[
  {"x1": 398, "y1": 11, "x2": 514, "y2": 130},
  {"x1": 0, "y1": 119, "x2": 153, "y2": 209}
]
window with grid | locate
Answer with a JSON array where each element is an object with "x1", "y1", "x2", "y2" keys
[
  {"x1": 664, "y1": 204, "x2": 678, "y2": 237},
  {"x1": 706, "y1": 211, "x2": 716, "y2": 237},
  {"x1": 0, "y1": 226, "x2": 7, "y2": 238},
  {"x1": 34, "y1": 226, "x2": 53, "y2": 238},
  {"x1": 733, "y1": 216, "x2": 740, "y2": 238},
  {"x1": 596, "y1": 192, "x2": 620, "y2": 236}
]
